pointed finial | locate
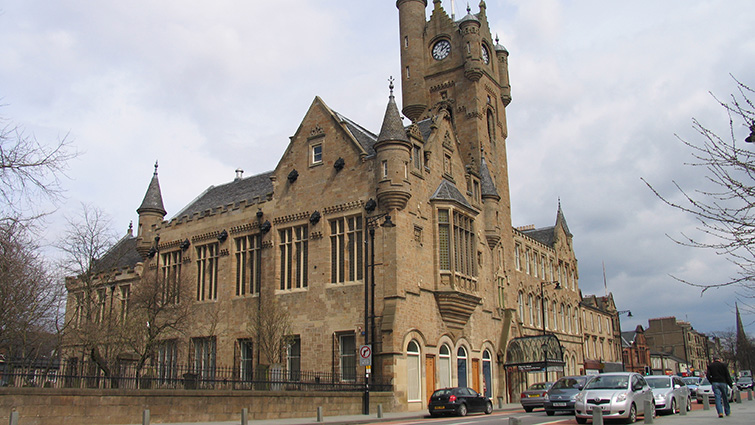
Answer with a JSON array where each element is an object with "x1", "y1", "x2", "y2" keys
[
  {"x1": 495, "y1": 33, "x2": 499, "y2": 44},
  {"x1": 153, "y1": 160, "x2": 159, "y2": 176},
  {"x1": 389, "y1": 76, "x2": 395, "y2": 98},
  {"x1": 467, "y1": 3, "x2": 471, "y2": 13},
  {"x1": 128, "y1": 220, "x2": 133, "y2": 236}
]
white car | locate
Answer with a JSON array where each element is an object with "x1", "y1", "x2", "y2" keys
[
  {"x1": 645, "y1": 375, "x2": 691, "y2": 414},
  {"x1": 574, "y1": 372, "x2": 654, "y2": 424},
  {"x1": 696, "y1": 378, "x2": 733, "y2": 403}
]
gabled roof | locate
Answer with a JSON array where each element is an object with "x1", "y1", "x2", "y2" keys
[
  {"x1": 521, "y1": 226, "x2": 555, "y2": 247},
  {"x1": 556, "y1": 201, "x2": 572, "y2": 237},
  {"x1": 430, "y1": 179, "x2": 473, "y2": 210},
  {"x1": 174, "y1": 171, "x2": 274, "y2": 219}
]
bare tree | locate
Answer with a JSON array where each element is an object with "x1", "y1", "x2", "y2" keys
[
  {"x1": 121, "y1": 264, "x2": 195, "y2": 384},
  {"x1": 57, "y1": 204, "x2": 120, "y2": 377},
  {"x1": 643, "y1": 77, "x2": 755, "y2": 293},
  {"x1": 0, "y1": 115, "x2": 76, "y2": 222},
  {"x1": 248, "y1": 298, "x2": 293, "y2": 367},
  {"x1": 0, "y1": 220, "x2": 63, "y2": 369}
]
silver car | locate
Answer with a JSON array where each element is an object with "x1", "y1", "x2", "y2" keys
[
  {"x1": 574, "y1": 372, "x2": 654, "y2": 424},
  {"x1": 645, "y1": 375, "x2": 691, "y2": 414}
]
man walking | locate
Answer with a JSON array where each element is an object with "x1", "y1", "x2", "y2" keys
[{"x1": 707, "y1": 356, "x2": 733, "y2": 418}]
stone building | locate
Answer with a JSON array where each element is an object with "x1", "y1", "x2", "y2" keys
[
  {"x1": 580, "y1": 293, "x2": 624, "y2": 373},
  {"x1": 645, "y1": 316, "x2": 708, "y2": 375},
  {"x1": 622, "y1": 325, "x2": 651, "y2": 375},
  {"x1": 63, "y1": 0, "x2": 596, "y2": 409}
]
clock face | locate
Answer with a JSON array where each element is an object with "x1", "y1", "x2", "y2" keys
[
  {"x1": 481, "y1": 44, "x2": 490, "y2": 65},
  {"x1": 432, "y1": 40, "x2": 451, "y2": 60}
]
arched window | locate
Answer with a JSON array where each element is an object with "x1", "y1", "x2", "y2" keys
[
  {"x1": 518, "y1": 292, "x2": 524, "y2": 322},
  {"x1": 566, "y1": 305, "x2": 572, "y2": 334},
  {"x1": 543, "y1": 297, "x2": 549, "y2": 329},
  {"x1": 527, "y1": 294, "x2": 534, "y2": 325},
  {"x1": 439, "y1": 344, "x2": 452, "y2": 389},
  {"x1": 407, "y1": 341, "x2": 421, "y2": 402},
  {"x1": 482, "y1": 350, "x2": 493, "y2": 398},
  {"x1": 552, "y1": 301, "x2": 558, "y2": 331},
  {"x1": 560, "y1": 304, "x2": 565, "y2": 331},
  {"x1": 536, "y1": 296, "x2": 542, "y2": 327},
  {"x1": 457, "y1": 346, "x2": 468, "y2": 387}
]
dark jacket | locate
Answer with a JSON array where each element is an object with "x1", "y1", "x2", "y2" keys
[{"x1": 707, "y1": 360, "x2": 733, "y2": 386}]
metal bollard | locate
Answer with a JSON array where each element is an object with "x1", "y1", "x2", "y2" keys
[
  {"x1": 735, "y1": 389, "x2": 742, "y2": 404},
  {"x1": 679, "y1": 396, "x2": 687, "y2": 416},
  {"x1": 703, "y1": 394, "x2": 710, "y2": 410},
  {"x1": 377, "y1": 404, "x2": 383, "y2": 419},
  {"x1": 748, "y1": 390, "x2": 753, "y2": 401},
  {"x1": 142, "y1": 409, "x2": 150, "y2": 425},
  {"x1": 316, "y1": 406, "x2": 323, "y2": 422},
  {"x1": 498, "y1": 397, "x2": 504, "y2": 409},
  {"x1": 241, "y1": 407, "x2": 248, "y2": 425},
  {"x1": 592, "y1": 407, "x2": 604, "y2": 425},
  {"x1": 643, "y1": 400, "x2": 654, "y2": 424},
  {"x1": 9, "y1": 411, "x2": 19, "y2": 425},
  {"x1": 508, "y1": 417, "x2": 521, "y2": 425}
]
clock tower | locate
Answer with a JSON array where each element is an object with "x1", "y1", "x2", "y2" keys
[{"x1": 396, "y1": 0, "x2": 514, "y2": 237}]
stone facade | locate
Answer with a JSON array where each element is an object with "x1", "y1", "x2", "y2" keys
[
  {"x1": 62, "y1": 0, "x2": 604, "y2": 411},
  {"x1": 645, "y1": 316, "x2": 709, "y2": 375}
]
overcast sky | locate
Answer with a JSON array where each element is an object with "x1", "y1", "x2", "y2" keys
[{"x1": 2, "y1": 1, "x2": 754, "y2": 336}]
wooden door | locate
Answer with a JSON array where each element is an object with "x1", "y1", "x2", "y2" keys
[
  {"x1": 472, "y1": 358, "x2": 480, "y2": 393},
  {"x1": 425, "y1": 355, "x2": 436, "y2": 402}
]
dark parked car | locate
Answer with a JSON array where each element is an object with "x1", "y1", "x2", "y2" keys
[
  {"x1": 520, "y1": 381, "x2": 554, "y2": 412},
  {"x1": 736, "y1": 376, "x2": 753, "y2": 390},
  {"x1": 543, "y1": 375, "x2": 591, "y2": 416},
  {"x1": 428, "y1": 387, "x2": 493, "y2": 417}
]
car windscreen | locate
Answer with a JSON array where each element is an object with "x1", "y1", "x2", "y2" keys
[
  {"x1": 528, "y1": 383, "x2": 546, "y2": 390},
  {"x1": 432, "y1": 389, "x2": 452, "y2": 397},
  {"x1": 645, "y1": 377, "x2": 671, "y2": 388},
  {"x1": 551, "y1": 377, "x2": 585, "y2": 390},
  {"x1": 700, "y1": 379, "x2": 710, "y2": 385},
  {"x1": 683, "y1": 378, "x2": 699, "y2": 385},
  {"x1": 584, "y1": 375, "x2": 629, "y2": 390}
]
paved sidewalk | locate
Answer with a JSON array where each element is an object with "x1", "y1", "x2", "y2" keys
[{"x1": 141, "y1": 397, "x2": 755, "y2": 425}]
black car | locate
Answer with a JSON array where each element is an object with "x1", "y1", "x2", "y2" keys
[{"x1": 428, "y1": 387, "x2": 493, "y2": 417}]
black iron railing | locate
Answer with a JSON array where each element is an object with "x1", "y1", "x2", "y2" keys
[{"x1": 0, "y1": 359, "x2": 392, "y2": 392}]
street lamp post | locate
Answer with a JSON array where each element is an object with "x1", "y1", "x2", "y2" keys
[
  {"x1": 362, "y1": 207, "x2": 395, "y2": 415},
  {"x1": 617, "y1": 310, "x2": 632, "y2": 371},
  {"x1": 540, "y1": 280, "x2": 561, "y2": 381}
]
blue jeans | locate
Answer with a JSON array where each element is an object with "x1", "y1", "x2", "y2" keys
[{"x1": 712, "y1": 381, "x2": 730, "y2": 415}]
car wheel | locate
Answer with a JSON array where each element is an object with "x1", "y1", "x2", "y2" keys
[
  {"x1": 457, "y1": 403, "x2": 467, "y2": 417},
  {"x1": 523, "y1": 406, "x2": 533, "y2": 412},
  {"x1": 687, "y1": 397, "x2": 692, "y2": 411},
  {"x1": 626, "y1": 403, "x2": 637, "y2": 423},
  {"x1": 670, "y1": 398, "x2": 677, "y2": 414},
  {"x1": 484, "y1": 401, "x2": 493, "y2": 414},
  {"x1": 546, "y1": 410, "x2": 555, "y2": 416},
  {"x1": 576, "y1": 416, "x2": 587, "y2": 424}
]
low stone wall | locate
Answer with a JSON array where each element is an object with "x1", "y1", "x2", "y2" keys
[{"x1": 0, "y1": 388, "x2": 398, "y2": 425}]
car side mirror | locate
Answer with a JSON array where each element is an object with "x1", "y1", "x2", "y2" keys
[{"x1": 674, "y1": 384, "x2": 681, "y2": 389}]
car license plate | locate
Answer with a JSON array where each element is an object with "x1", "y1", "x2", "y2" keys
[
  {"x1": 586, "y1": 405, "x2": 609, "y2": 412},
  {"x1": 554, "y1": 403, "x2": 567, "y2": 407},
  {"x1": 434, "y1": 406, "x2": 445, "y2": 410},
  {"x1": 528, "y1": 394, "x2": 539, "y2": 397}
]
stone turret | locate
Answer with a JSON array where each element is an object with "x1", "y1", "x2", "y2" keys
[
  {"x1": 136, "y1": 162, "x2": 167, "y2": 258},
  {"x1": 375, "y1": 79, "x2": 412, "y2": 211},
  {"x1": 480, "y1": 156, "x2": 501, "y2": 248},
  {"x1": 495, "y1": 35, "x2": 512, "y2": 106},
  {"x1": 396, "y1": 0, "x2": 428, "y2": 122},
  {"x1": 459, "y1": 6, "x2": 483, "y2": 82}
]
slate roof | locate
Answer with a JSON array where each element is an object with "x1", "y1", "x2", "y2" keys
[
  {"x1": 416, "y1": 118, "x2": 433, "y2": 142},
  {"x1": 479, "y1": 157, "x2": 499, "y2": 199},
  {"x1": 137, "y1": 168, "x2": 166, "y2": 216},
  {"x1": 333, "y1": 112, "x2": 378, "y2": 157},
  {"x1": 174, "y1": 171, "x2": 274, "y2": 220},
  {"x1": 92, "y1": 233, "x2": 142, "y2": 273},
  {"x1": 430, "y1": 179, "x2": 473, "y2": 210},
  {"x1": 377, "y1": 92, "x2": 409, "y2": 144},
  {"x1": 521, "y1": 226, "x2": 555, "y2": 247}
]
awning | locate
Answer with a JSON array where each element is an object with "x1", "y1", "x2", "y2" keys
[{"x1": 504, "y1": 334, "x2": 565, "y2": 371}]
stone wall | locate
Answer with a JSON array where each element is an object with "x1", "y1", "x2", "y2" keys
[{"x1": 0, "y1": 388, "x2": 396, "y2": 425}]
